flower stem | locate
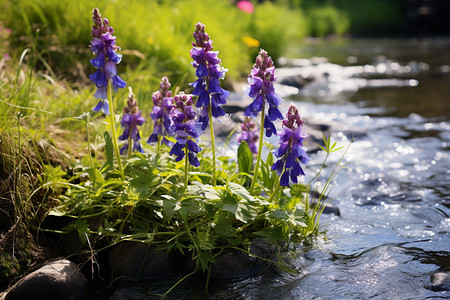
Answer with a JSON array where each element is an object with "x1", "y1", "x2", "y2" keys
[
  {"x1": 127, "y1": 135, "x2": 132, "y2": 158},
  {"x1": 249, "y1": 102, "x2": 266, "y2": 194},
  {"x1": 107, "y1": 82, "x2": 124, "y2": 180},
  {"x1": 184, "y1": 144, "x2": 189, "y2": 189},
  {"x1": 157, "y1": 133, "x2": 162, "y2": 154},
  {"x1": 269, "y1": 177, "x2": 281, "y2": 203},
  {"x1": 85, "y1": 118, "x2": 96, "y2": 186},
  {"x1": 208, "y1": 104, "x2": 216, "y2": 186}
]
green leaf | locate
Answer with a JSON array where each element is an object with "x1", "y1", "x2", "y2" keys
[
  {"x1": 266, "y1": 150, "x2": 274, "y2": 167},
  {"x1": 155, "y1": 197, "x2": 180, "y2": 219},
  {"x1": 130, "y1": 169, "x2": 159, "y2": 197},
  {"x1": 269, "y1": 210, "x2": 290, "y2": 220},
  {"x1": 213, "y1": 213, "x2": 235, "y2": 236},
  {"x1": 102, "y1": 131, "x2": 114, "y2": 172},
  {"x1": 255, "y1": 226, "x2": 285, "y2": 244},
  {"x1": 86, "y1": 167, "x2": 104, "y2": 186},
  {"x1": 190, "y1": 181, "x2": 220, "y2": 201},
  {"x1": 228, "y1": 182, "x2": 254, "y2": 202},
  {"x1": 75, "y1": 219, "x2": 90, "y2": 246},
  {"x1": 180, "y1": 199, "x2": 201, "y2": 217},
  {"x1": 235, "y1": 204, "x2": 253, "y2": 222},
  {"x1": 219, "y1": 194, "x2": 238, "y2": 214},
  {"x1": 237, "y1": 141, "x2": 253, "y2": 174},
  {"x1": 196, "y1": 251, "x2": 215, "y2": 272}
]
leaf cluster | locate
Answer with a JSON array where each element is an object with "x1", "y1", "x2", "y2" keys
[{"x1": 44, "y1": 138, "x2": 329, "y2": 276}]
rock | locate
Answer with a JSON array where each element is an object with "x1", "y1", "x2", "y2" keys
[
  {"x1": 279, "y1": 74, "x2": 315, "y2": 89},
  {"x1": 4, "y1": 259, "x2": 89, "y2": 300},
  {"x1": 108, "y1": 241, "x2": 172, "y2": 280},
  {"x1": 319, "y1": 202, "x2": 341, "y2": 216},
  {"x1": 209, "y1": 239, "x2": 273, "y2": 279},
  {"x1": 429, "y1": 272, "x2": 450, "y2": 291},
  {"x1": 308, "y1": 191, "x2": 341, "y2": 216},
  {"x1": 309, "y1": 201, "x2": 340, "y2": 216},
  {"x1": 222, "y1": 98, "x2": 251, "y2": 115}
]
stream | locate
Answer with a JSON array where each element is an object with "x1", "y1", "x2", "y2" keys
[{"x1": 112, "y1": 38, "x2": 450, "y2": 299}]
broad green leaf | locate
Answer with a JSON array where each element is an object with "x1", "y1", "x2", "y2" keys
[
  {"x1": 190, "y1": 181, "x2": 220, "y2": 201},
  {"x1": 155, "y1": 198, "x2": 180, "y2": 219},
  {"x1": 255, "y1": 226, "x2": 285, "y2": 244},
  {"x1": 228, "y1": 182, "x2": 254, "y2": 202},
  {"x1": 213, "y1": 214, "x2": 235, "y2": 236},
  {"x1": 86, "y1": 167, "x2": 105, "y2": 186},
  {"x1": 269, "y1": 210, "x2": 290, "y2": 220},
  {"x1": 101, "y1": 131, "x2": 114, "y2": 172},
  {"x1": 235, "y1": 203, "x2": 253, "y2": 222},
  {"x1": 195, "y1": 231, "x2": 214, "y2": 251},
  {"x1": 266, "y1": 150, "x2": 274, "y2": 166},
  {"x1": 180, "y1": 199, "x2": 201, "y2": 216},
  {"x1": 237, "y1": 141, "x2": 253, "y2": 174}
]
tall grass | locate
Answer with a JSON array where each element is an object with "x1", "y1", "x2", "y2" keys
[{"x1": 1, "y1": 0, "x2": 313, "y2": 89}]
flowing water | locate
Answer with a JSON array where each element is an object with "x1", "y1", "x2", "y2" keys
[{"x1": 112, "y1": 38, "x2": 450, "y2": 299}]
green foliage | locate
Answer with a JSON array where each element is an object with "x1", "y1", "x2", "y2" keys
[
  {"x1": 307, "y1": 6, "x2": 350, "y2": 37},
  {"x1": 250, "y1": 2, "x2": 308, "y2": 62}
]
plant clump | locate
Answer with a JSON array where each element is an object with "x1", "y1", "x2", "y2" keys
[{"x1": 1, "y1": 8, "x2": 349, "y2": 297}]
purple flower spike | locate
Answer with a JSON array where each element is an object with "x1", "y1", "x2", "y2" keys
[
  {"x1": 237, "y1": 117, "x2": 259, "y2": 154},
  {"x1": 271, "y1": 104, "x2": 310, "y2": 187},
  {"x1": 148, "y1": 76, "x2": 175, "y2": 147},
  {"x1": 189, "y1": 22, "x2": 229, "y2": 131},
  {"x1": 169, "y1": 92, "x2": 202, "y2": 167},
  {"x1": 119, "y1": 88, "x2": 145, "y2": 154},
  {"x1": 244, "y1": 49, "x2": 283, "y2": 137},
  {"x1": 89, "y1": 8, "x2": 126, "y2": 114}
]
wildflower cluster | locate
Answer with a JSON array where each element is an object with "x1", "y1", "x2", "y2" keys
[
  {"x1": 148, "y1": 76, "x2": 174, "y2": 147},
  {"x1": 53, "y1": 9, "x2": 347, "y2": 298},
  {"x1": 190, "y1": 22, "x2": 229, "y2": 130},
  {"x1": 244, "y1": 49, "x2": 283, "y2": 137},
  {"x1": 272, "y1": 104, "x2": 310, "y2": 186},
  {"x1": 169, "y1": 92, "x2": 202, "y2": 167},
  {"x1": 119, "y1": 88, "x2": 145, "y2": 155},
  {"x1": 89, "y1": 8, "x2": 126, "y2": 114},
  {"x1": 237, "y1": 117, "x2": 259, "y2": 154}
]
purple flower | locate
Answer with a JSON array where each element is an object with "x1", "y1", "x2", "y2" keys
[
  {"x1": 237, "y1": 117, "x2": 259, "y2": 154},
  {"x1": 148, "y1": 77, "x2": 174, "y2": 146},
  {"x1": 271, "y1": 104, "x2": 310, "y2": 187},
  {"x1": 244, "y1": 50, "x2": 283, "y2": 137},
  {"x1": 189, "y1": 23, "x2": 229, "y2": 131},
  {"x1": 119, "y1": 88, "x2": 145, "y2": 154},
  {"x1": 89, "y1": 8, "x2": 126, "y2": 114},
  {"x1": 169, "y1": 92, "x2": 202, "y2": 167}
]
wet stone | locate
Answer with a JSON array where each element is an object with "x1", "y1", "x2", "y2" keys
[
  {"x1": 319, "y1": 202, "x2": 341, "y2": 216},
  {"x1": 279, "y1": 74, "x2": 315, "y2": 89},
  {"x1": 108, "y1": 241, "x2": 172, "y2": 280},
  {"x1": 210, "y1": 239, "x2": 274, "y2": 279},
  {"x1": 430, "y1": 272, "x2": 450, "y2": 291},
  {"x1": 4, "y1": 259, "x2": 89, "y2": 300}
]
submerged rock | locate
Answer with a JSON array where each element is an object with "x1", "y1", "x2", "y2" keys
[{"x1": 4, "y1": 259, "x2": 89, "y2": 300}]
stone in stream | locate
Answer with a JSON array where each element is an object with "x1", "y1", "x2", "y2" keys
[
  {"x1": 3, "y1": 259, "x2": 89, "y2": 300},
  {"x1": 209, "y1": 239, "x2": 273, "y2": 279},
  {"x1": 107, "y1": 241, "x2": 173, "y2": 280},
  {"x1": 429, "y1": 272, "x2": 450, "y2": 291}
]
